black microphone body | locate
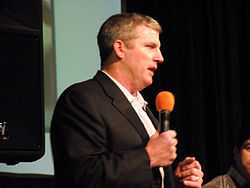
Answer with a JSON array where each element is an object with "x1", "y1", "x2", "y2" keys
[
  {"x1": 158, "y1": 110, "x2": 176, "y2": 188},
  {"x1": 158, "y1": 110, "x2": 171, "y2": 132}
]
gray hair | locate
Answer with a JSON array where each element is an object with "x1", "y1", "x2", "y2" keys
[{"x1": 97, "y1": 12, "x2": 162, "y2": 67}]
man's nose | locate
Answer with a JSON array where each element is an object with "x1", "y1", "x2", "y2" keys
[{"x1": 155, "y1": 49, "x2": 164, "y2": 64}]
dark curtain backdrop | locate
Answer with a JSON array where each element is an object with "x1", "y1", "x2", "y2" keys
[{"x1": 123, "y1": 0, "x2": 250, "y2": 183}]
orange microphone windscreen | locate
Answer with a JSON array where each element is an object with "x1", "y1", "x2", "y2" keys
[{"x1": 155, "y1": 91, "x2": 175, "y2": 112}]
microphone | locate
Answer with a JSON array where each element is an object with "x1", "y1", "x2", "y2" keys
[
  {"x1": 155, "y1": 91, "x2": 176, "y2": 188},
  {"x1": 155, "y1": 91, "x2": 175, "y2": 132}
]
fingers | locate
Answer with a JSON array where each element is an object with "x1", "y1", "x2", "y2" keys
[
  {"x1": 177, "y1": 157, "x2": 201, "y2": 171},
  {"x1": 145, "y1": 130, "x2": 178, "y2": 167},
  {"x1": 160, "y1": 130, "x2": 178, "y2": 162},
  {"x1": 177, "y1": 165, "x2": 204, "y2": 179},
  {"x1": 182, "y1": 177, "x2": 203, "y2": 188},
  {"x1": 160, "y1": 130, "x2": 177, "y2": 138},
  {"x1": 181, "y1": 172, "x2": 203, "y2": 188},
  {"x1": 178, "y1": 157, "x2": 196, "y2": 166},
  {"x1": 175, "y1": 157, "x2": 204, "y2": 188}
]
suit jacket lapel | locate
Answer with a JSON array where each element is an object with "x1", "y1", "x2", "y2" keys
[
  {"x1": 145, "y1": 106, "x2": 159, "y2": 130},
  {"x1": 94, "y1": 71, "x2": 150, "y2": 144}
]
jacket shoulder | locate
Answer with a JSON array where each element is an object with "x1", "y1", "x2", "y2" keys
[{"x1": 203, "y1": 175, "x2": 236, "y2": 188}]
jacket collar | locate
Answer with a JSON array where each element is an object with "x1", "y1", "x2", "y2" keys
[
  {"x1": 94, "y1": 71, "x2": 151, "y2": 144},
  {"x1": 228, "y1": 165, "x2": 250, "y2": 187}
]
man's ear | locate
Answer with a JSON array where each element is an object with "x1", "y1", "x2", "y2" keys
[{"x1": 113, "y1": 39, "x2": 126, "y2": 59}]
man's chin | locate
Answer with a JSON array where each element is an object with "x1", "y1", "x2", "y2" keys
[
  {"x1": 145, "y1": 79, "x2": 153, "y2": 87},
  {"x1": 139, "y1": 80, "x2": 152, "y2": 91}
]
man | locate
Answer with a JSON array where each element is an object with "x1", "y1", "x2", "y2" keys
[
  {"x1": 51, "y1": 12, "x2": 203, "y2": 188},
  {"x1": 203, "y1": 125, "x2": 250, "y2": 188}
]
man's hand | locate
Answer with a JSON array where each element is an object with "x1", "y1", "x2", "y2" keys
[
  {"x1": 175, "y1": 157, "x2": 203, "y2": 188},
  {"x1": 145, "y1": 130, "x2": 177, "y2": 167}
]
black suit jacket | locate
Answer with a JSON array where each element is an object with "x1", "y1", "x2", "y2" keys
[{"x1": 51, "y1": 71, "x2": 175, "y2": 188}]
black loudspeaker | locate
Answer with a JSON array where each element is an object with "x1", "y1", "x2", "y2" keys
[{"x1": 0, "y1": 0, "x2": 44, "y2": 164}]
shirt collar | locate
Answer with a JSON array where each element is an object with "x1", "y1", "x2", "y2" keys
[{"x1": 102, "y1": 70, "x2": 148, "y2": 109}]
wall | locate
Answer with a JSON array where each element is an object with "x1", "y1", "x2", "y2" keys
[{"x1": 0, "y1": 0, "x2": 121, "y2": 175}]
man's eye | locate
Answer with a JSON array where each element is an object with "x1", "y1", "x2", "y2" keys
[
  {"x1": 243, "y1": 144, "x2": 250, "y2": 151},
  {"x1": 146, "y1": 44, "x2": 157, "y2": 49}
]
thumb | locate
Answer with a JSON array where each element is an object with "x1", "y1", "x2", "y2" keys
[{"x1": 150, "y1": 131, "x2": 159, "y2": 138}]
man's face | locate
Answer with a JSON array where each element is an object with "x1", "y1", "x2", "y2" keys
[
  {"x1": 241, "y1": 138, "x2": 250, "y2": 174},
  {"x1": 122, "y1": 25, "x2": 164, "y2": 91}
]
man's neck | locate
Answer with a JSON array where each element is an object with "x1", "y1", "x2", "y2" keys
[{"x1": 102, "y1": 68, "x2": 138, "y2": 96}]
